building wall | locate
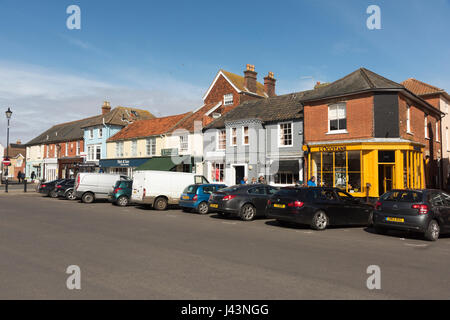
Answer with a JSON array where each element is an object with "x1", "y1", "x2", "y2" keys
[
  {"x1": 106, "y1": 137, "x2": 164, "y2": 159},
  {"x1": 304, "y1": 93, "x2": 374, "y2": 142},
  {"x1": 84, "y1": 125, "x2": 123, "y2": 159},
  {"x1": 204, "y1": 74, "x2": 241, "y2": 108},
  {"x1": 440, "y1": 97, "x2": 450, "y2": 183}
]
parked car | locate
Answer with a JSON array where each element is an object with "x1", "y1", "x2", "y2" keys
[
  {"x1": 109, "y1": 180, "x2": 133, "y2": 207},
  {"x1": 74, "y1": 173, "x2": 129, "y2": 203},
  {"x1": 373, "y1": 189, "x2": 450, "y2": 241},
  {"x1": 266, "y1": 187, "x2": 373, "y2": 230},
  {"x1": 131, "y1": 170, "x2": 209, "y2": 210},
  {"x1": 37, "y1": 179, "x2": 65, "y2": 197},
  {"x1": 208, "y1": 184, "x2": 279, "y2": 221},
  {"x1": 179, "y1": 184, "x2": 227, "y2": 214},
  {"x1": 55, "y1": 179, "x2": 75, "y2": 200}
]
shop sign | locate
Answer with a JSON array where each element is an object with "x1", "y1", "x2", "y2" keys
[
  {"x1": 318, "y1": 146, "x2": 346, "y2": 152},
  {"x1": 117, "y1": 160, "x2": 130, "y2": 167},
  {"x1": 162, "y1": 148, "x2": 178, "y2": 156}
]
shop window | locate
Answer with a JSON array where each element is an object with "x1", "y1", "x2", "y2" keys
[
  {"x1": 347, "y1": 151, "x2": 361, "y2": 193},
  {"x1": 335, "y1": 152, "x2": 346, "y2": 189},
  {"x1": 379, "y1": 151, "x2": 395, "y2": 163},
  {"x1": 328, "y1": 103, "x2": 347, "y2": 133},
  {"x1": 274, "y1": 172, "x2": 299, "y2": 185},
  {"x1": 211, "y1": 163, "x2": 224, "y2": 182}
]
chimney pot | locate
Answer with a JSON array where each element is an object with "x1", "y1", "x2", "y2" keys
[
  {"x1": 244, "y1": 64, "x2": 257, "y2": 94},
  {"x1": 264, "y1": 71, "x2": 276, "y2": 97}
]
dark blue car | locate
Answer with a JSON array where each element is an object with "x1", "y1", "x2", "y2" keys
[{"x1": 179, "y1": 184, "x2": 227, "y2": 214}]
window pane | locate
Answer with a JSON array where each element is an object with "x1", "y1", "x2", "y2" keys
[
  {"x1": 338, "y1": 119, "x2": 346, "y2": 130},
  {"x1": 322, "y1": 152, "x2": 333, "y2": 172},
  {"x1": 330, "y1": 119, "x2": 338, "y2": 131},
  {"x1": 348, "y1": 151, "x2": 360, "y2": 172}
]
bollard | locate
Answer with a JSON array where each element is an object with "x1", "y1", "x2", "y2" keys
[
  {"x1": 24, "y1": 179, "x2": 27, "y2": 193},
  {"x1": 5, "y1": 178, "x2": 8, "y2": 193}
]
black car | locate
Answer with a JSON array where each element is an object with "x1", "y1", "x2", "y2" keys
[
  {"x1": 55, "y1": 179, "x2": 76, "y2": 200},
  {"x1": 38, "y1": 179, "x2": 65, "y2": 197},
  {"x1": 266, "y1": 187, "x2": 373, "y2": 230},
  {"x1": 373, "y1": 189, "x2": 450, "y2": 241},
  {"x1": 208, "y1": 184, "x2": 279, "y2": 221}
]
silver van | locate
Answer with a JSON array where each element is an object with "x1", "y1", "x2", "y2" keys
[{"x1": 75, "y1": 173, "x2": 129, "y2": 203}]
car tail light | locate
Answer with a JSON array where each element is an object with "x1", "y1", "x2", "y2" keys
[
  {"x1": 56, "y1": 185, "x2": 62, "y2": 188},
  {"x1": 223, "y1": 195, "x2": 236, "y2": 201},
  {"x1": 412, "y1": 204, "x2": 429, "y2": 215},
  {"x1": 288, "y1": 201, "x2": 304, "y2": 208},
  {"x1": 193, "y1": 195, "x2": 198, "y2": 201},
  {"x1": 113, "y1": 187, "x2": 122, "y2": 194},
  {"x1": 75, "y1": 175, "x2": 80, "y2": 191},
  {"x1": 375, "y1": 201, "x2": 382, "y2": 210},
  {"x1": 267, "y1": 199, "x2": 271, "y2": 206},
  {"x1": 41, "y1": 184, "x2": 46, "y2": 188}
]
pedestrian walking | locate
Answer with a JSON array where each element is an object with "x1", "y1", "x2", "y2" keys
[{"x1": 17, "y1": 171, "x2": 22, "y2": 183}]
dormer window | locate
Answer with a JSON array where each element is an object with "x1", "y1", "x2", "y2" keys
[{"x1": 224, "y1": 94, "x2": 233, "y2": 106}]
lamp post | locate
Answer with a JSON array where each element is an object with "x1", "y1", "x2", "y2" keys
[{"x1": 5, "y1": 107, "x2": 12, "y2": 193}]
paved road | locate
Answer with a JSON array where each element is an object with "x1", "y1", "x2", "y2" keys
[{"x1": 0, "y1": 193, "x2": 449, "y2": 299}]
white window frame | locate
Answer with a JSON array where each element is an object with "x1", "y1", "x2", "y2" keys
[
  {"x1": 406, "y1": 105, "x2": 412, "y2": 134},
  {"x1": 327, "y1": 103, "x2": 347, "y2": 134},
  {"x1": 180, "y1": 135, "x2": 188, "y2": 152},
  {"x1": 131, "y1": 140, "x2": 137, "y2": 157},
  {"x1": 98, "y1": 127, "x2": 103, "y2": 138},
  {"x1": 436, "y1": 121, "x2": 439, "y2": 142},
  {"x1": 89, "y1": 129, "x2": 94, "y2": 139},
  {"x1": 223, "y1": 93, "x2": 233, "y2": 106},
  {"x1": 65, "y1": 142, "x2": 68, "y2": 157},
  {"x1": 242, "y1": 126, "x2": 249, "y2": 145},
  {"x1": 95, "y1": 145, "x2": 101, "y2": 160},
  {"x1": 217, "y1": 129, "x2": 226, "y2": 150},
  {"x1": 425, "y1": 115, "x2": 429, "y2": 139},
  {"x1": 116, "y1": 142, "x2": 124, "y2": 158},
  {"x1": 278, "y1": 121, "x2": 293, "y2": 147},
  {"x1": 146, "y1": 138, "x2": 156, "y2": 156},
  {"x1": 230, "y1": 128, "x2": 237, "y2": 146},
  {"x1": 76, "y1": 141, "x2": 80, "y2": 155}
]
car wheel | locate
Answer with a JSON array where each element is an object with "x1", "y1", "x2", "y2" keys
[
  {"x1": 424, "y1": 220, "x2": 440, "y2": 241},
  {"x1": 66, "y1": 190, "x2": 76, "y2": 201},
  {"x1": 49, "y1": 190, "x2": 58, "y2": 198},
  {"x1": 311, "y1": 210, "x2": 328, "y2": 230},
  {"x1": 197, "y1": 202, "x2": 209, "y2": 215},
  {"x1": 117, "y1": 196, "x2": 129, "y2": 207},
  {"x1": 240, "y1": 204, "x2": 256, "y2": 221},
  {"x1": 154, "y1": 197, "x2": 168, "y2": 211},
  {"x1": 81, "y1": 192, "x2": 94, "y2": 204}
]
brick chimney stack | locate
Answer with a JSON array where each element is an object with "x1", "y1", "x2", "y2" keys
[
  {"x1": 244, "y1": 64, "x2": 257, "y2": 94},
  {"x1": 264, "y1": 72, "x2": 276, "y2": 97},
  {"x1": 102, "y1": 101, "x2": 111, "y2": 115}
]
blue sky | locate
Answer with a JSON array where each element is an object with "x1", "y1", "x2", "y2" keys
[{"x1": 0, "y1": 0, "x2": 449, "y2": 145}]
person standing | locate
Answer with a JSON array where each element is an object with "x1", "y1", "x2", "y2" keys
[
  {"x1": 17, "y1": 171, "x2": 22, "y2": 183},
  {"x1": 258, "y1": 175, "x2": 266, "y2": 184},
  {"x1": 31, "y1": 171, "x2": 36, "y2": 181},
  {"x1": 240, "y1": 177, "x2": 248, "y2": 184}
]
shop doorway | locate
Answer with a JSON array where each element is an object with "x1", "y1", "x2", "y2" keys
[
  {"x1": 234, "y1": 165, "x2": 245, "y2": 184},
  {"x1": 378, "y1": 164, "x2": 394, "y2": 196}
]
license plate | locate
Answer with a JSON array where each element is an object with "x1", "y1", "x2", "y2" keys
[
  {"x1": 182, "y1": 196, "x2": 190, "y2": 200},
  {"x1": 210, "y1": 204, "x2": 218, "y2": 208},
  {"x1": 273, "y1": 204, "x2": 285, "y2": 208},
  {"x1": 386, "y1": 217, "x2": 404, "y2": 223}
]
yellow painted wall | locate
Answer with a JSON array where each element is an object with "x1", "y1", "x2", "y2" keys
[{"x1": 106, "y1": 137, "x2": 164, "y2": 159}]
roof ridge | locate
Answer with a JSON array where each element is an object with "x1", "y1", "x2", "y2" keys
[
  {"x1": 403, "y1": 78, "x2": 443, "y2": 92},
  {"x1": 359, "y1": 68, "x2": 375, "y2": 89}
]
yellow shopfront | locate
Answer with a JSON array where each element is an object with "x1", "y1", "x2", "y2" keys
[{"x1": 306, "y1": 142, "x2": 425, "y2": 198}]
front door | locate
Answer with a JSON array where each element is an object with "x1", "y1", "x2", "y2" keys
[
  {"x1": 378, "y1": 164, "x2": 394, "y2": 196},
  {"x1": 234, "y1": 166, "x2": 245, "y2": 185}
]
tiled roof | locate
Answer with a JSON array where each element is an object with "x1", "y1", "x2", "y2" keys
[
  {"x1": 107, "y1": 113, "x2": 192, "y2": 142},
  {"x1": 5, "y1": 144, "x2": 26, "y2": 158},
  {"x1": 206, "y1": 92, "x2": 306, "y2": 129},
  {"x1": 221, "y1": 70, "x2": 267, "y2": 97},
  {"x1": 170, "y1": 103, "x2": 218, "y2": 133},
  {"x1": 81, "y1": 107, "x2": 155, "y2": 128},
  {"x1": 26, "y1": 115, "x2": 100, "y2": 146},
  {"x1": 401, "y1": 78, "x2": 447, "y2": 97},
  {"x1": 300, "y1": 67, "x2": 404, "y2": 103}
]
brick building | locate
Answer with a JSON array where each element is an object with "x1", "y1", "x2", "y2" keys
[{"x1": 303, "y1": 68, "x2": 443, "y2": 198}]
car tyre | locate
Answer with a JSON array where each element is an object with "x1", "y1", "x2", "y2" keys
[
  {"x1": 424, "y1": 220, "x2": 440, "y2": 241},
  {"x1": 154, "y1": 197, "x2": 168, "y2": 211},
  {"x1": 117, "y1": 196, "x2": 129, "y2": 207},
  {"x1": 81, "y1": 192, "x2": 95, "y2": 204},
  {"x1": 65, "y1": 190, "x2": 76, "y2": 201},
  {"x1": 197, "y1": 202, "x2": 209, "y2": 215},
  {"x1": 49, "y1": 190, "x2": 58, "y2": 198},
  {"x1": 311, "y1": 210, "x2": 328, "y2": 230},
  {"x1": 240, "y1": 204, "x2": 256, "y2": 221}
]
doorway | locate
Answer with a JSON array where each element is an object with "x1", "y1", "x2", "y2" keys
[
  {"x1": 234, "y1": 165, "x2": 245, "y2": 185},
  {"x1": 378, "y1": 164, "x2": 394, "y2": 196}
]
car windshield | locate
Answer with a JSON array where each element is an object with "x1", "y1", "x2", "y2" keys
[
  {"x1": 381, "y1": 190, "x2": 423, "y2": 202},
  {"x1": 183, "y1": 185, "x2": 198, "y2": 194}
]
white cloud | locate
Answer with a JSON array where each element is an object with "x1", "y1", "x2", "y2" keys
[{"x1": 0, "y1": 61, "x2": 203, "y2": 145}]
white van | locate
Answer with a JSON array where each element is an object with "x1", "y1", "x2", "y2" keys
[
  {"x1": 131, "y1": 170, "x2": 209, "y2": 210},
  {"x1": 75, "y1": 173, "x2": 129, "y2": 203}
]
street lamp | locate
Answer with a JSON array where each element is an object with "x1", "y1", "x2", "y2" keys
[{"x1": 4, "y1": 107, "x2": 12, "y2": 193}]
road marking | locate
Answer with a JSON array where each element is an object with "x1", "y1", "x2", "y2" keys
[
  {"x1": 222, "y1": 222, "x2": 237, "y2": 225},
  {"x1": 404, "y1": 243, "x2": 428, "y2": 247}
]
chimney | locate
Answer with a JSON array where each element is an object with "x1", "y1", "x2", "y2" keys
[
  {"x1": 244, "y1": 64, "x2": 257, "y2": 94},
  {"x1": 264, "y1": 72, "x2": 276, "y2": 97},
  {"x1": 102, "y1": 101, "x2": 111, "y2": 115},
  {"x1": 16, "y1": 139, "x2": 21, "y2": 145}
]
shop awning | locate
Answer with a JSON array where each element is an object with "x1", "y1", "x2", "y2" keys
[{"x1": 135, "y1": 156, "x2": 192, "y2": 171}]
